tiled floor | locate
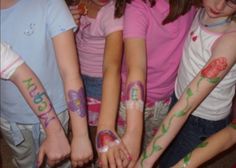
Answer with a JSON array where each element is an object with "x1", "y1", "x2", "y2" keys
[{"x1": 0, "y1": 137, "x2": 236, "y2": 168}]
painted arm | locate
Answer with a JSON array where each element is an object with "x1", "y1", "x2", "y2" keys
[
  {"x1": 173, "y1": 119, "x2": 236, "y2": 168},
  {"x1": 121, "y1": 38, "x2": 146, "y2": 168},
  {"x1": 96, "y1": 30, "x2": 131, "y2": 168},
  {"x1": 138, "y1": 33, "x2": 236, "y2": 168},
  {"x1": 10, "y1": 63, "x2": 70, "y2": 167},
  {"x1": 52, "y1": 29, "x2": 93, "y2": 167}
]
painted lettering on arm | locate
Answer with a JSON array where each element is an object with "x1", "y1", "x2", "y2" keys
[{"x1": 23, "y1": 78, "x2": 56, "y2": 128}]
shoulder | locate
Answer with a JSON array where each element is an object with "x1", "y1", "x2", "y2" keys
[{"x1": 212, "y1": 32, "x2": 236, "y2": 64}]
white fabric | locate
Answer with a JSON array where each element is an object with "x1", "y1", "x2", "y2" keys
[
  {"x1": 175, "y1": 10, "x2": 236, "y2": 121},
  {"x1": 0, "y1": 42, "x2": 24, "y2": 79}
]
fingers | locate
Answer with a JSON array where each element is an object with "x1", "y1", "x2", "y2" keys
[
  {"x1": 37, "y1": 148, "x2": 45, "y2": 167},
  {"x1": 119, "y1": 142, "x2": 132, "y2": 161},
  {"x1": 71, "y1": 153, "x2": 93, "y2": 167},
  {"x1": 100, "y1": 153, "x2": 108, "y2": 168},
  {"x1": 114, "y1": 149, "x2": 123, "y2": 168}
]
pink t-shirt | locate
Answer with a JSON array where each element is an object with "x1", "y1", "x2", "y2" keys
[
  {"x1": 76, "y1": 1, "x2": 123, "y2": 77},
  {"x1": 122, "y1": 0, "x2": 195, "y2": 102}
]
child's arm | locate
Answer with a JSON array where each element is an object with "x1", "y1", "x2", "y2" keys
[
  {"x1": 10, "y1": 63, "x2": 70, "y2": 167},
  {"x1": 52, "y1": 29, "x2": 93, "y2": 167},
  {"x1": 137, "y1": 33, "x2": 236, "y2": 168},
  {"x1": 121, "y1": 37, "x2": 147, "y2": 167},
  {"x1": 96, "y1": 30, "x2": 131, "y2": 167},
  {"x1": 172, "y1": 119, "x2": 236, "y2": 168}
]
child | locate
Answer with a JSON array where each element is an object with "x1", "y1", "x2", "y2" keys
[
  {"x1": 97, "y1": 0, "x2": 196, "y2": 167},
  {"x1": 173, "y1": 119, "x2": 236, "y2": 168},
  {"x1": 0, "y1": 0, "x2": 93, "y2": 167},
  {"x1": 0, "y1": 42, "x2": 70, "y2": 167},
  {"x1": 69, "y1": 0, "x2": 130, "y2": 166},
  {"x1": 138, "y1": 0, "x2": 236, "y2": 167}
]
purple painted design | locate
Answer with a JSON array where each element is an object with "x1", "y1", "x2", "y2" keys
[{"x1": 67, "y1": 88, "x2": 86, "y2": 117}]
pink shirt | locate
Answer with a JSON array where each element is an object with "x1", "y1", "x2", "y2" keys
[
  {"x1": 76, "y1": 1, "x2": 123, "y2": 77},
  {"x1": 122, "y1": 0, "x2": 195, "y2": 102}
]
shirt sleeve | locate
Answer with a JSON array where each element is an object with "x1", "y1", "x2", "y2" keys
[
  {"x1": 123, "y1": 0, "x2": 148, "y2": 39},
  {"x1": 100, "y1": 2, "x2": 123, "y2": 36},
  {"x1": 0, "y1": 43, "x2": 24, "y2": 80},
  {"x1": 47, "y1": 0, "x2": 77, "y2": 37}
]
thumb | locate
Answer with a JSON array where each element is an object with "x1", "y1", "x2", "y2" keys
[{"x1": 37, "y1": 147, "x2": 45, "y2": 168}]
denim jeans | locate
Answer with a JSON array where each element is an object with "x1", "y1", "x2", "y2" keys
[
  {"x1": 158, "y1": 94, "x2": 230, "y2": 168},
  {"x1": 82, "y1": 74, "x2": 103, "y2": 100}
]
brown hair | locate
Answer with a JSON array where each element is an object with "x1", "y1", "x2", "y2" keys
[
  {"x1": 114, "y1": 0, "x2": 195, "y2": 22},
  {"x1": 115, "y1": 0, "x2": 127, "y2": 18},
  {"x1": 163, "y1": 0, "x2": 195, "y2": 24}
]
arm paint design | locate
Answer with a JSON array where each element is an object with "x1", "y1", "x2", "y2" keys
[
  {"x1": 67, "y1": 88, "x2": 86, "y2": 117},
  {"x1": 125, "y1": 81, "x2": 144, "y2": 112},
  {"x1": 96, "y1": 130, "x2": 120, "y2": 153},
  {"x1": 179, "y1": 141, "x2": 208, "y2": 168},
  {"x1": 23, "y1": 78, "x2": 55, "y2": 128},
  {"x1": 140, "y1": 57, "x2": 228, "y2": 167},
  {"x1": 140, "y1": 88, "x2": 193, "y2": 167},
  {"x1": 197, "y1": 57, "x2": 227, "y2": 90}
]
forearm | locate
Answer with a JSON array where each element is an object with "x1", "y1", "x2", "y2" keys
[
  {"x1": 10, "y1": 64, "x2": 62, "y2": 135},
  {"x1": 140, "y1": 55, "x2": 235, "y2": 166},
  {"x1": 97, "y1": 31, "x2": 123, "y2": 131},
  {"x1": 173, "y1": 125, "x2": 236, "y2": 168},
  {"x1": 97, "y1": 68, "x2": 121, "y2": 130},
  {"x1": 52, "y1": 29, "x2": 89, "y2": 137}
]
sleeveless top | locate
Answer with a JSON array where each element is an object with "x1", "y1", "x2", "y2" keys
[{"x1": 175, "y1": 9, "x2": 236, "y2": 121}]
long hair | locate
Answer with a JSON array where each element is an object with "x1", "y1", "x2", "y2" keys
[
  {"x1": 162, "y1": 0, "x2": 194, "y2": 24},
  {"x1": 115, "y1": 0, "x2": 127, "y2": 18},
  {"x1": 114, "y1": 0, "x2": 195, "y2": 22}
]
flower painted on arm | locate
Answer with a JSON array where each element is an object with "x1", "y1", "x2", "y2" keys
[
  {"x1": 67, "y1": 88, "x2": 86, "y2": 117},
  {"x1": 201, "y1": 57, "x2": 228, "y2": 84}
]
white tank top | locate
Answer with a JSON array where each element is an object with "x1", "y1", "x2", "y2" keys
[{"x1": 175, "y1": 10, "x2": 236, "y2": 121}]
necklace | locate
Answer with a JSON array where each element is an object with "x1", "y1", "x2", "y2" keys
[{"x1": 199, "y1": 10, "x2": 231, "y2": 28}]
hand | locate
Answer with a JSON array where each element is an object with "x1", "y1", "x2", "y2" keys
[
  {"x1": 96, "y1": 130, "x2": 131, "y2": 168},
  {"x1": 122, "y1": 133, "x2": 141, "y2": 168},
  {"x1": 70, "y1": 135, "x2": 93, "y2": 167},
  {"x1": 37, "y1": 129, "x2": 70, "y2": 167},
  {"x1": 69, "y1": 4, "x2": 83, "y2": 25}
]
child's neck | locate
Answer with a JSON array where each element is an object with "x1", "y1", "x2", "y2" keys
[
  {"x1": 87, "y1": 0, "x2": 105, "y2": 18},
  {"x1": 200, "y1": 8, "x2": 235, "y2": 33}
]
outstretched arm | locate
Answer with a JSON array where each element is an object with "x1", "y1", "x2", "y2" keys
[
  {"x1": 137, "y1": 33, "x2": 236, "y2": 168},
  {"x1": 52, "y1": 29, "x2": 93, "y2": 167},
  {"x1": 10, "y1": 63, "x2": 70, "y2": 167},
  {"x1": 121, "y1": 38, "x2": 146, "y2": 168},
  {"x1": 173, "y1": 119, "x2": 236, "y2": 168},
  {"x1": 96, "y1": 30, "x2": 131, "y2": 168}
]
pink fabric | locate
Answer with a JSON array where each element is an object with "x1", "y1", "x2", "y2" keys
[
  {"x1": 76, "y1": 1, "x2": 123, "y2": 77},
  {"x1": 121, "y1": 0, "x2": 195, "y2": 102},
  {"x1": 87, "y1": 97, "x2": 101, "y2": 126}
]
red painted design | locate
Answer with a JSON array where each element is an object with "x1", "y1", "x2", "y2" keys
[
  {"x1": 201, "y1": 57, "x2": 227, "y2": 79},
  {"x1": 192, "y1": 36, "x2": 197, "y2": 41}
]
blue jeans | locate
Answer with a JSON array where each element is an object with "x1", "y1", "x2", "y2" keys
[
  {"x1": 158, "y1": 94, "x2": 230, "y2": 168},
  {"x1": 82, "y1": 75, "x2": 103, "y2": 100}
]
